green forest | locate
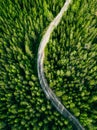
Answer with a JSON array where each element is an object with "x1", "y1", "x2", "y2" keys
[{"x1": 0, "y1": 0, "x2": 97, "y2": 130}]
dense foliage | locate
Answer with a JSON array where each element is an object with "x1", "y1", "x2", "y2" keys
[
  {"x1": 44, "y1": 0, "x2": 97, "y2": 129},
  {"x1": 0, "y1": 0, "x2": 97, "y2": 130}
]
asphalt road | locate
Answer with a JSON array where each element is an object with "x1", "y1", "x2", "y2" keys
[{"x1": 37, "y1": 0, "x2": 85, "y2": 129}]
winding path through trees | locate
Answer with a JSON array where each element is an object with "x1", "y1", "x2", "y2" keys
[{"x1": 37, "y1": 0, "x2": 85, "y2": 129}]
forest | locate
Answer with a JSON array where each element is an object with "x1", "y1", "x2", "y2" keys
[{"x1": 0, "y1": 0, "x2": 97, "y2": 129}]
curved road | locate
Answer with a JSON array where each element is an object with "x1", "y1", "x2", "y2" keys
[{"x1": 37, "y1": 0, "x2": 85, "y2": 129}]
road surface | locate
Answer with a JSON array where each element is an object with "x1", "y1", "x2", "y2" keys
[{"x1": 37, "y1": 0, "x2": 85, "y2": 129}]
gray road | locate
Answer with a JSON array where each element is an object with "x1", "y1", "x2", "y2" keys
[{"x1": 37, "y1": 0, "x2": 85, "y2": 129}]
